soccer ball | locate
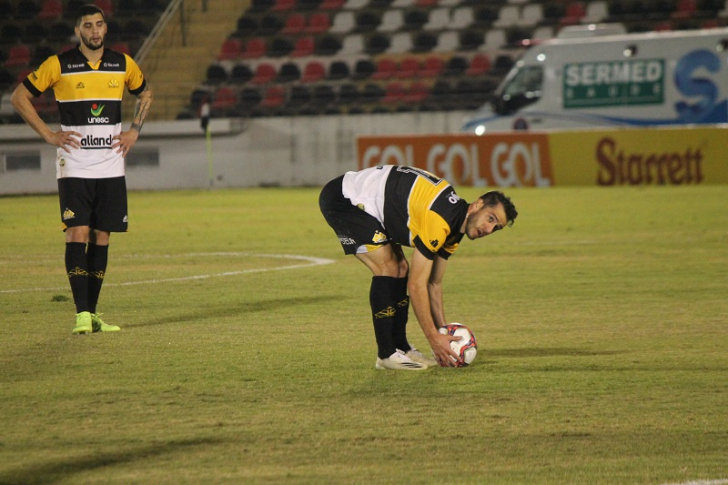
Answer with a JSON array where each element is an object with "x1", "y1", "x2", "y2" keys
[{"x1": 438, "y1": 323, "x2": 477, "y2": 367}]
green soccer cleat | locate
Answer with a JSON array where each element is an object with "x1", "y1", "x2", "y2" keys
[
  {"x1": 72, "y1": 311, "x2": 93, "y2": 335},
  {"x1": 91, "y1": 313, "x2": 120, "y2": 332}
]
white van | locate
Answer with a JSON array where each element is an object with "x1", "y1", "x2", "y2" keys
[{"x1": 462, "y1": 25, "x2": 728, "y2": 133}]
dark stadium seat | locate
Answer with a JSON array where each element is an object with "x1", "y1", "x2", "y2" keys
[
  {"x1": 231, "y1": 64, "x2": 254, "y2": 84},
  {"x1": 277, "y1": 61, "x2": 301, "y2": 82},
  {"x1": 327, "y1": 60, "x2": 350, "y2": 80},
  {"x1": 205, "y1": 64, "x2": 228, "y2": 84}
]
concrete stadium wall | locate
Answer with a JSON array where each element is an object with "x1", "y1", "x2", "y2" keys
[{"x1": 0, "y1": 111, "x2": 471, "y2": 195}]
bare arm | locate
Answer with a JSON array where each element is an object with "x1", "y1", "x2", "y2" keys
[
  {"x1": 113, "y1": 85, "x2": 153, "y2": 157},
  {"x1": 427, "y1": 255, "x2": 449, "y2": 329},
  {"x1": 10, "y1": 83, "x2": 80, "y2": 152},
  {"x1": 409, "y1": 248, "x2": 461, "y2": 366}
]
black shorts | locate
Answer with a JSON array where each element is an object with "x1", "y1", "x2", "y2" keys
[
  {"x1": 57, "y1": 176, "x2": 128, "y2": 232},
  {"x1": 319, "y1": 175, "x2": 391, "y2": 255}
]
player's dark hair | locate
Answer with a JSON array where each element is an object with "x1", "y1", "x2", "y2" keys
[
  {"x1": 479, "y1": 191, "x2": 518, "y2": 226},
  {"x1": 75, "y1": 4, "x2": 105, "y2": 26}
]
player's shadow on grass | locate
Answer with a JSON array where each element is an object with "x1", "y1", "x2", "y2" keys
[
  {"x1": 131, "y1": 295, "x2": 341, "y2": 328},
  {"x1": 0, "y1": 437, "x2": 225, "y2": 485}
]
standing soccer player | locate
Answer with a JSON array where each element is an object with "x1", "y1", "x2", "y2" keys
[
  {"x1": 319, "y1": 165, "x2": 517, "y2": 370},
  {"x1": 11, "y1": 4, "x2": 153, "y2": 334}
]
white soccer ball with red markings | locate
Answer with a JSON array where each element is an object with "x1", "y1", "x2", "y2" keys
[{"x1": 438, "y1": 323, "x2": 478, "y2": 367}]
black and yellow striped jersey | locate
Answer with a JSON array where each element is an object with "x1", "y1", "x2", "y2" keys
[
  {"x1": 23, "y1": 46, "x2": 146, "y2": 179},
  {"x1": 342, "y1": 165, "x2": 469, "y2": 260}
]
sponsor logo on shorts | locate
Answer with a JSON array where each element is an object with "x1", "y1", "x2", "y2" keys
[
  {"x1": 63, "y1": 208, "x2": 75, "y2": 220},
  {"x1": 338, "y1": 236, "x2": 356, "y2": 245},
  {"x1": 372, "y1": 231, "x2": 387, "y2": 244}
]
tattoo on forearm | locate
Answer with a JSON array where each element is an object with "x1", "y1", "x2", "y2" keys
[{"x1": 131, "y1": 91, "x2": 152, "y2": 133}]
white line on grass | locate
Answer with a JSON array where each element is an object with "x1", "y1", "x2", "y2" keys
[
  {"x1": 1, "y1": 252, "x2": 335, "y2": 294},
  {"x1": 661, "y1": 480, "x2": 728, "y2": 485}
]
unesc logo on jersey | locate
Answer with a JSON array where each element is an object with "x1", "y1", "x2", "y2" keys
[{"x1": 88, "y1": 103, "x2": 110, "y2": 124}]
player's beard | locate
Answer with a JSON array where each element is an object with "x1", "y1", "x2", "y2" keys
[{"x1": 80, "y1": 33, "x2": 104, "y2": 51}]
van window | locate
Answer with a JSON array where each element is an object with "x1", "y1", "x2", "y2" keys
[{"x1": 494, "y1": 66, "x2": 543, "y2": 115}]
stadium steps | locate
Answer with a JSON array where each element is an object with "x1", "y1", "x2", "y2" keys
[{"x1": 122, "y1": 0, "x2": 251, "y2": 122}]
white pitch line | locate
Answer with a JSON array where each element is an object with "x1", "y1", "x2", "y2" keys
[
  {"x1": 0, "y1": 252, "x2": 335, "y2": 294},
  {"x1": 661, "y1": 480, "x2": 728, "y2": 485}
]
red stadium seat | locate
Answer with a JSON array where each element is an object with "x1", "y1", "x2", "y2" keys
[
  {"x1": 672, "y1": 0, "x2": 697, "y2": 18},
  {"x1": 4, "y1": 44, "x2": 31, "y2": 68},
  {"x1": 93, "y1": 0, "x2": 113, "y2": 17},
  {"x1": 291, "y1": 36, "x2": 315, "y2": 57},
  {"x1": 282, "y1": 13, "x2": 306, "y2": 34},
  {"x1": 465, "y1": 53, "x2": 491, "y2": 76},
  {"x1": 218, "y1": 38, "x2": 242, "y2": 60},
  {"x1": 272, "y1": 0, "x2": 296, "y2": 11},
  {"x1": 319, "y1": 0, "x2": 344, "y2": 9},
  {"x1": 371, "y1": 58, "x2": 397, "y2": 80},
  {"x1": 251, "y1": 62, "x2": 277, "y2": 84},
  {"x1": 421, "y1": 56, "x2": 444, "y2": 78},
  {"x1": 38, "y1": 0, "x2": 62, "y2": 19},
  {"x1": 211, "y1": 86, "x2": 238, "y2": 110},
  {"x1": 382, "y1": 82, "x2": 405, "y2": 103},
  {"x1": 306, "y1": 13, "x2": 331, "y2": 34},
  {"x1": 396, "y1": 56, "x2": 421, "y2": 79},
  {"x1": 404, "y1": 81, "x2": 429, "y2": 103},
  {"x1": 560, "y1": 1, "x2": 585, "y2": 25},
  {"x1": 241, "y1": 37, "x2": 267, "y2": 59},
  {"x1": 301, "y1": 61, "x2": 326, "y2": 83},
  {"x1": 261, "y1": 85, "x2": 286, "y2": 107}
]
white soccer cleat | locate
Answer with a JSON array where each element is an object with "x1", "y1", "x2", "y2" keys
[
  {"x1": 403, "y1": 347, "x2": 438, "y2": 367},
  {"x1": 375, "y1": 350, "x2": 429, "y2": 371}
]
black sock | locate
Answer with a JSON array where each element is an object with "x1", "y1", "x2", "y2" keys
[
  {"x1": 392, "y1": 277, "x2": 411, "y2": 352},
  {"x1": 370, "y1": 276, "x2": 400, "y2": 359},
  {"x1": 87, "y1": 243, "x2": 108, "y2": 314},
  {"x1": 65, "y1": 242, "x2": 89, "y2": 313}
]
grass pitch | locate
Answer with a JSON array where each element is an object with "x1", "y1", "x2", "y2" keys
[{"x1": 0, "y1": 185, "x2": 727, "y2": 484}]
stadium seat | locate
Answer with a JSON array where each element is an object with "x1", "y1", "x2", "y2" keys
[
  {"x1": 237, "y1": 15, "x2": 259, "y2": 34},
  {"x1": 330, "y1": 11, "x2": 356, "y2": 33},
  {"x1": 211, "y1": 86, "x2": 238, "y2": 114},
  {"x1": 404, "y1": 81, "x2": 429, "y2": 103},
  {"x1": 319, "y1": 0, "x2": 345, "y2": 9},
  {"x1": 378, "y1": 9, "x2": 404, "y2": 32},
  {"x1": 424, "y1": 8, "x2": 449, "y2": 30},
  {"x1": 560, "y1": 1, "x2": 586, "y2": 25},
  {"x1": 241, "y1": 37, "x2": 267, "y2": 58},
  {"x1": 382, "y1": 82, "x2": 406, "y2": 103},
  {"x1": 15, "y1": 0, "x2": 39, "y2": 19},
  {"x1": 261, "y1": 85, "x2": 286, "y2": 108},
  {"x1": 416, "y1": 0, "x2": 437, "y2": 6},
  {"x1": 269, "y1": 37, "x2": 294, "y2": 57},
  {"x1": 277, "y1": 62, "x2": 302, "y2": 82},
  {"x1": 206, "y1": 64, "x2": 228, "y2": 84},
  {"x1": 412, "y1": 31, "x2": 437, "y2": 52},
  {"x1": 4, "y1": 44, "x2": 31, "y2": 68},
  {"x1": 251, "y1": 62, "x2": 277, "y2": 84},
  {"x1": 403, "y1": 9, "x2": 428, "y2": 30},
  {"x1": 282, "y1": 13, "x2": 306, "y2": 34},
  {"x1": 24, "y1": 22, "x2": 48, "y2": 44},
  {"x1": 291, "y1": 36, "x2": 315, "y2": 57},
  {"x1": 482, "y1": 29, "x2": 506, "y2": 50},
  {"x1": 272, "y1": 0, "x2": 296, "y2": 10},
  {"x1": 392, "y1": 0, "x2": 414, "y2": 7},
  {"x1": 259, "y1": 14, "x2": 285, "y2": 35},
  {"x1": 444, "y1": 55, "x2": 468, "y2": 76},
  {"x1": 306, "y1": 13, "x2": 331, "y2": 33},
  {"x1": 519, "y1": 4, "x2": 543, "y2": 26},
  {"x1": 583, "y1": 1, "x2": 608, "y2": 23},
  {"x1": 494, "y1": 5, "x2": 520, "y2": 27},
  {"x1": 355, "y1": 10, "x2": 381, "y2": 31},
  {"x1": 344, "y1": 0, "x2": 369, "y2": 8},
  {"x1": 421, "y1": 56, "x2": 444, "y2": 77},
  {"x1": 396, "y1": 57, "x2": 421, "y2": 79},
  {"x1": 231, "y1": 64, "x2": 254, "y2": 84},
  {"x1": 450, "y1": 7, "x2": 474, "y2": 29},
  {"x1": 239, "y1": 87, "x2": 263, "y2": 109},
  {"x1": 312, "y1": 85, "x2": 336, "y2": 105},
  {"x1": 337, "y1": 83, "x2": 359, "y2": 104},
  {"x1": 372, "y1": 57, "x2": 397, "y2": 79},
  {"x1": 301, "y1": 60, "x2": 326, "y2": 82},
  {"x1": 352, "y1": 58, "x2": 376, "y2": 79},
  {"x1": 672, "y1": 0, "x2": 697, "y2": 17},
  {"x1": 38, "y1": 0, "x2": 63, "y2": 19},
  {"x1": 365, "y1": 33, "x2": 391, "y2": 54},
  {"x1": 466, "y1": 53, "x2": 490, "y2": 76},
  {"x1": 341, "y1": 33, "x2": 365, "y2": 54},
  {"x1": 93, "y1": 0, "x2": 113, "y2": 17},
  {"x1": 388, "y1": 32, "x2": 413, "y2": 53},
  {"x1": 110, "y1": 42, "x2": 131, "y2": 56},
  {"x1": 218, "y1": 38, "x2": 243, "y2": 60},
  {"x1": 327, "y1": 60, "x2": 350, "y2": 79},
  {"x1": 316, "y1": 35, "x2": 342, "y2": 55},
  {"x1": 434, "y1": 31, "x2": 459, "y2": 52}
]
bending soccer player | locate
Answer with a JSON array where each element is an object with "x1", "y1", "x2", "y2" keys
[
  {"x1": 319, "y1": 165, "x2": 517, "y2": 370},
  {"x1": 11, "y1": 4, "x2": 153, "y2": 334}
]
